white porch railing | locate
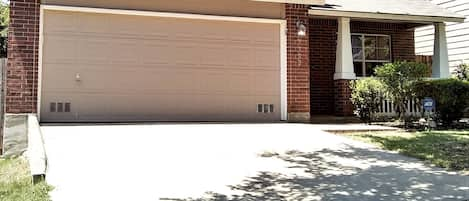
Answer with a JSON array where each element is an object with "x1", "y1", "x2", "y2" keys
[{"x1": 374, "y1": 99, "x2": 435, "y2": 118}]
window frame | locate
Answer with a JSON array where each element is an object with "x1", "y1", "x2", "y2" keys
[{"x1": 352, "y1": 33, "x2": 392, "y2": 77}]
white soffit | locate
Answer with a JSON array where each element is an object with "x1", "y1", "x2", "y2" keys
[{"x1": 309, "y1": 0, "x2": 465, "y2": 23}]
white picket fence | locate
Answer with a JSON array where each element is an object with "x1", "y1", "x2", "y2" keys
[{"x1": 374, "y1": 99, "x2": 435, "y2": 118}]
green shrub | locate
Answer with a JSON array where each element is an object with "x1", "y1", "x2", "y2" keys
[
  {"x1": 415, "y1": 79, "x2": 469, "y2": 126},
  {"x1": 0, "y1": 1, "x2": 8, "y2": 58},
  {"x1": 375, "y1": 61, "x2": 429, "y2": 119},
  {"x1": 350, "y1": 78, "x2": 386, "y2": 123},
  {"x1": 454, "y1": 63, "x2": 469, "y2": 81}
]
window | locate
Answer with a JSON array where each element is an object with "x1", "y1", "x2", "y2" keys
[{"x1": 352, "y1": 34, "x2": 391, "y2": 77}]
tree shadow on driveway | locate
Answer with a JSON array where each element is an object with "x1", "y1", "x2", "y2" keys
[
  {"x1": 361, "y1": 132, "x2": 469, "y2": 171},
  {"x1": 162, "y1": 146, "x2": 469, "y2": 201}
]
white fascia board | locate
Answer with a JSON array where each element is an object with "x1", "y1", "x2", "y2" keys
[{"x1": 308, "y1": 9, "x2": 465, "y2": 23}]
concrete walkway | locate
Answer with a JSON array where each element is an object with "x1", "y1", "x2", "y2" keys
[
  {"x1": 41, "y1": 124, "x2": 469, "y2": 201},
  {"x1": 311, "y1": 123, "x2": 398, "y2": 133}
]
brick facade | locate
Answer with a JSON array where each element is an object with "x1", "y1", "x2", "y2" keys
[
  {"x1": 7, "y1": 2, "x2": 313, "y2": 121},
  {"x1": 6, "y1": 0, "x2": 40, "y2": 113},
  {"x1": 334, "y1": 80, "x2": 353, "y2": 116},
  {"x1": 309, "y1": 19, "x2": 337, "y2": 115},
  {"x1": 309, "y1": 19, "x2": 416, "y2": 116},
  {"x1": 286, "y1": 4, "x2": 310, "y2": 120},
  {"x1": 4, "y1": 1, "x2": 417, "y2": 121}
]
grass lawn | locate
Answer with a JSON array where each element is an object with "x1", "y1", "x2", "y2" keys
[
  {"x1": 343, "y1": 130, "x2": 469, "y2": 172},
  {"x1": 0, "y1": 158, "x2": 53, "y2": 201}
]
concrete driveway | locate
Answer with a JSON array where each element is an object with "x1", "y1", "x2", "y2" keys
[{"x1": 41, "y1": 124, "x2": 469, "y2": 201}]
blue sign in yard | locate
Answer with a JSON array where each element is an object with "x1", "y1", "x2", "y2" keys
[{"x1": 423, "y1": 97, "x2": 435, "y2": 112}]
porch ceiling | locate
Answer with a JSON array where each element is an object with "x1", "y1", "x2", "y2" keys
[{"x1": 309, "y1": 0, "x2": 465, "y2": 23}]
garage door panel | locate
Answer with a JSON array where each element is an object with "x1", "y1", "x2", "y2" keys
[
  {"x1": 46, "y1": 11, "x2": 112, "y2": 34},
  {"x1": 45, "y1": 11, "x2": 282, "y2": 45},
  {"x1": 45, "y1": 31, "x2": 280, "y2": 69},
  {"x1": 255, "y1": 49, "x2": 281, "y2": 67},
  {"x1": 43, "y1": 36, "x2": 78, "y2": 63},
  {"x1": 44, "y1": 11, "x2": 79, "y2": 33},
  {"x1": 44, "y1": 38, "x2": 281, "y2": 68},
  {"x1": 41, "y1": 10, "x2": 282, "y2": 122},
  {"x1": 44, "y1": 36, "x2": 113, "y2": 64},
  {"x1": 41, "y1": 93, "x2": 280, "y2": 122},
  {"x1": 226, "y1": 23, "x2": 279, "y2": 42},
  {"x1": 44, "y1": 64, "x2": 280, "y2": 96}
]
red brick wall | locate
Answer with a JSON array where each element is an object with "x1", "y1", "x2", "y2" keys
[
  {"x1": 286, "y1": 4, "x2": 310, "y2": 116},
  {"x1": 6, "y1": 0, "x2": 40, "y2": 113},
  {"x1": 309, "y1": 19, "x2": 416, "y2": 116},
  {"x1": 309, "y1": 19, "x2": 337, "y2": 115},
  {"x1": 334, "y1": 80, "x2": 353, "y2": 116}
]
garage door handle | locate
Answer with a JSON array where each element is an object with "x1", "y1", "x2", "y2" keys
[{"x1": 75, "y1": 73, "x2": 81, "y2": 82}]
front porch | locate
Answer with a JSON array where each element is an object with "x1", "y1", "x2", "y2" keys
[
  {"x1": 309, "y1": 19, "x2": 424, "y2": 117},
  {"x1": 286, "y1": 1, "x2": 465, "y2": 121}
]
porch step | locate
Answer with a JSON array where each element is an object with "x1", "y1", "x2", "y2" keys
[
  {"x1": 319, "y1": 124, "x2": 399, "y2": 133},
  {"x1": 310, "y1": 115, "x2": 362, "y2": 124}
]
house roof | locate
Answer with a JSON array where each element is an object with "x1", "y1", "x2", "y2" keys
[{"x1": 309, "y1": 0, "x2": 465, "y2": 23}]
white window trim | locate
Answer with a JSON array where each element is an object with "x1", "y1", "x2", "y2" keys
[
  {"x1": 352, "y1": 33, "x2": 392, "y2": 77},
  {"x1": 38, "y1": 5, "x2": 288, "y2": 121}
]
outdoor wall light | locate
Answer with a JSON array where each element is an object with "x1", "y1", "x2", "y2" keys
[{"x1": 297, "y1": 21, "x2": 307, "y2": 36}]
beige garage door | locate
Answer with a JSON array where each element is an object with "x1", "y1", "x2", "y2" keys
[{"x1": 40, "y1": 9, "x2": 283, "y2": 122}]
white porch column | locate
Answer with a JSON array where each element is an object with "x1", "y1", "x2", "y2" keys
[
  {"x1": 432, "y1": 22, "x2": 450, "y2": 78},
  {"x1": 334, "y1": 17, "x2": 356, "y2": 80}
]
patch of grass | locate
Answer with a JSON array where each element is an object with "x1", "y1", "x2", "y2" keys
[
  {"x1": 344, "y1": 130, "x2": 469, "y2": 171},
  {"x1": 0, "y1": 158, "x2": 53, "y2": 201}
]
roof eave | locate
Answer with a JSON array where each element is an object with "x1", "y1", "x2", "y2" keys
[
  {"x1": 308, "y1": 9, "x2": 465, "y2": 23},
  {"x1": 251, "y1": 0, "x2": 325, "y2": 5}
]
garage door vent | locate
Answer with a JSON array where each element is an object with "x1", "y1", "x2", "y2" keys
[
  {"x1": 257, "y1": 104, "x2": 275, "y2": 113},
  {"x1": 257, "y1": 104, "x2": 263, "y2": 113},
  {"x1": 64, "y1": 103, "x2": 71, "y2": 112},
  {"x1": 50, "y1": 103, "x2": 56, "y2": 112},
  {"x1": 50, "y1": 102, "x2": 71, "y2": 113}
]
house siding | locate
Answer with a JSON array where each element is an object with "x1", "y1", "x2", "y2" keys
[
  {"x1": 6, "y1": 0, "x2": 40, "y2": 113},
  {"x1": 309, "y1": 19, "x2": 416, "y2": 116},
  {"x1": 415, "y1": 0, "x2": 469, "y2": 68}
]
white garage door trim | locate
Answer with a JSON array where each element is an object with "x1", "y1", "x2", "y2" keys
[{"x1": 38, "y1": 5, "x2": 288, "y2": 122}]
